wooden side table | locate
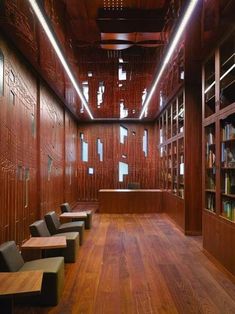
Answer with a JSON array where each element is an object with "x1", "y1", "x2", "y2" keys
[
  {"x1": 60, "y1": 211, "x2": 92, "y2": 229},
  {"x1": 21, "y1": 237, "x2": 67, "y2": 261},
  {"x1": 0, "y1": 270, "x2": 43, "y2": 314}
]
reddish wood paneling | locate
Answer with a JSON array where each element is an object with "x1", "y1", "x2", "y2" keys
[
  {"x1": 0, "y1": 36, "x2": 37, "y2": 244},
  {"x1": 0, "y1": 35, "x2": 79, "y2": 246},
  {"x1": 39, "y1": 84, "x2": 65, "y2": 216},
  {"x1": 99, "y1": 189, "x2": 163, "y2": 213},
  {"x1": 203, "y1": 210, "x2": 235, "y2": 276},
  {"x1": 162, "y1": 192, "x2": 185, "y2": 231},
  {"x1": 77, "y1": 122, "x2": 157, "y2": 201},
  {"x1": 64, "y1": 111, "x2": 78, "y2": 207},
  {"x1": 184, "y1": 0, "x2": 202, "y2": 235}
]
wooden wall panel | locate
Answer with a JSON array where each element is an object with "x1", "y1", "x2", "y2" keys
[
  {"x1": 203, "y1": 211, "x2": 235, "y2": 276},
  {"x1": 39, "y1": 84, "x2": 65, "y2": 216},
  {"x1": 162, "y1": 192, "x2": 185, "y2": 232},
  {"x1": 64, "y1": 112, "x2": 78, "y2": 206},
  {"x1": 0, "y1": 36, "x2": 37, "y2": 244},
  {"x1": 0, "y1": 35, "x2": 79, "y2": 246},
  {"x1": 77, "y1": 122, "x2": 157, "y2": 201}
]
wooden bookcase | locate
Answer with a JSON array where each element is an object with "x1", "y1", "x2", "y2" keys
[
  {"x1": 157, "y1": 0, "x2": 202, "y2": 235},
  {"x1": 158, "y1": 79, "x2": 202, "y2": 236},
  {"x1": 202, "y1": 30, "x2": 235, "y2": 275},
  {"x1": 159, "y1": 90, "x2": 185, "y2": 199}
]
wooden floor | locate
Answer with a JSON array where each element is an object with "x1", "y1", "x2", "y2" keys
[{"x1": 15, "y1": 213, "x2": 235, "y2": 314}]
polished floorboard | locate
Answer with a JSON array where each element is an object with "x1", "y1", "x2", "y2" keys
[{"x1": 15, "y1": 213, "x2": 235, "y2": 314}]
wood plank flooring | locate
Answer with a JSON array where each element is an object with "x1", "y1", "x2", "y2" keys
[{"x1": 15, "y1": 213, "x2": 235, "y2": 314}]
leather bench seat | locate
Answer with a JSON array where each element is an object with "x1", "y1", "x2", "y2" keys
[
  {"x1": 30, "y1": 220, "x2": 79, "y2": 263},
  {"x1": 0, "y1": 241, "x2": 64, "y2": 306}
]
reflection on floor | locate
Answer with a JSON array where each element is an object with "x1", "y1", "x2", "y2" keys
[{"x1": 15, "y1": 212, "x2": 235, "y2": 314}]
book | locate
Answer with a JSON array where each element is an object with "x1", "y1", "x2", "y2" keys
[
  {"x1": 208, "y1": 132, "x2": 214, "y2": 145},
  {"x1": 225, "y1": 173, "x2": 231, "y2": 194},
  {"x1": 222, "y1": 199, "x2": 235, "y2": 221}
]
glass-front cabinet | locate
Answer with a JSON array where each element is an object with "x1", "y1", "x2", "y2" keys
[
  {"x1": 220, "y1": 113, "x2": 235, "y2": 221},
  {"x1": 203, "y1": 30, "x2": 235, "y2": 222},
  {"x1": 158, "y1": 89, "x2": 185, "y2": 198},
  {"x1": 205, "y1": 123, "x2": 216, "y2": 212}
]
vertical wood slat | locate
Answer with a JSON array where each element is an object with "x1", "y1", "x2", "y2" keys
[
  {"x1": 0, "y1": 35, "x2": 79, "y2": 245},
  {"x1": 77, "y1": 122, "x2": 157, "y2": 201},
  {"x1": 0, "y1": 36, "x2": 37, "y2": 244}
]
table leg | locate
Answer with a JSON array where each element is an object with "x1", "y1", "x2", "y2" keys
[{"x1": 0, "y1": 297, "x2": 13, "y2": 314}]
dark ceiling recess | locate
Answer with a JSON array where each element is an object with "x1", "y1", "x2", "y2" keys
[
  {"x1": 96, "y1": 7, "x2": 167, "y2": 50},
  {"x1": 97, "y1": 8, "x2": 166, "y2": 32}
]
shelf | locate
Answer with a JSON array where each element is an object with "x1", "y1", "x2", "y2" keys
[
  {"x1": 204, "y1": 208, "x2": 216, "y2": 215},
  {"x1": 205, "y1": 189, "x2": 216, "y2": 193},
  {"x1": 221, "y1": 138, "x2": 235, "y2": 143},
  {"x1": 219, "y1": 215, "x2": 235, "y2": 224},
  {"x1": 221, "y1": 193, "x2": 235, "y2": 199}
]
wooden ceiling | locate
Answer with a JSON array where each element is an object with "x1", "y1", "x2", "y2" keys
[{"x1": 0, "y1": 0, "x2": 183, "y2": 121}]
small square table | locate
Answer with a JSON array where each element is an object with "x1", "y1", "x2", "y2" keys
[
  {"x1": 21, "y1": 237, "x2": 67, "y2": 261},
  {"x1": 0, "y1": 270, "x2": 43, "y2": 314}
]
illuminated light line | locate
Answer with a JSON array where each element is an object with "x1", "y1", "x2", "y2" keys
[
  {"x1": 220, "y1": 63, "x2": 235, "y2": 81},
  {"x1": 204, "y1": 63, "x2": 235, "y2": 94},
  {"x1": 27, "y1": 0, "x2": 94, "y2": 120},
  {"x1": 204, "y1": 81, "x2": 215, "y2": 94},
  {"x1": 139, "y1": 0, "x2": 199, "y2": 119}
]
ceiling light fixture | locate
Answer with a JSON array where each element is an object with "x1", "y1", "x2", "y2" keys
[
  {"x1": 139, "y1": 0, "x2": 199, "y2": 119},
  {"x1": 27, "y1": 0, "x2": 94, "y2": 119}
]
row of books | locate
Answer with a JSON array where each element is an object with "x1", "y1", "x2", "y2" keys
[
  {"x1": 222, "y1": 200, "x2": 235, "y2": 221},
  {"x1": 222, "y1": 123, "x2": 235, "y2": 141},
  {"x1": 206, "y1": 193, "x2": 215, "y2": 212},
  {"x1": 207, "y1": 176, "x2": 215, "y2": 190},
  {"x1": 207, "y1": 132, "x2": 214, "y2": 145},
  {"x1": 206, "y1": 149, "x2": 216, "y2": 168},
  {"x1": 224, "y1": 173, "x2": 235, "y2": 194},
  {"x1": 221, "y1": 144, "x2": 235, "y2": 167},
  {"x1": 178, "y1": 189, "x2": 184, "y2": 198}
]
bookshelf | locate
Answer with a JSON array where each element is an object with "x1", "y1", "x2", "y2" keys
[
  {"x1": 158, "y1": 80, "x2": 202, "y2": 235},
  {"x1": 204, "y1": 54, "x2": 216, "y2": 118},
  {"x1": 219, "y1": 32, "x2": 235, "y2": 110},
  {"x1": 220, "y1": 113, "x2": 235, "y2": 221},
  {"x1": 157, "y1": 5, "x2": 202, "y2": 236},
  {"x1": 158, "y1": 90, "x2": 185, "y2": 198},
  {"x1": 202, "y1": 29, "x2": 235, "y2": 276},
  {"x1": 205, "y1": 123, "x2": 216, "y2": 212},
  {"x1": 178, "y1": 137, "x2": 184, "y2": 199},
  {"x1": 203, "y1": 31, "x2": 235, "y2": 222}
]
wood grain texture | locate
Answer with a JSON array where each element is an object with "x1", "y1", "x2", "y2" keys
[
  {"x1": 184, "y1": 0, "x2": 202, "y2": 235},
  {"x1": 0, "y1": 271, "x2": 43, "y2": 297},
  {"x1": 203, "y1": 210, "x2": 235, "y2": 276},
  {"x1": 77, "y1": 122, "x2": 157, "y2": 201},
  {"x1": 99, "y1": 189, "x2": 163, "y2": 213},
  {"x1": 14, "y1": 212, "x2": 235, "y2": 314},
  {"x1": 0, "y1": 36, "x2": 38, "y2": 245},
  {"x1": 162, "y1": 192, "x2": 185, "y2": 231},
  {"x1": 0, "y1": 35, "x2": 79, "y2": 246},
  {"x1": 39, "y1": 83, "x2": 65, "y2": 216},
  {"x1": 21, "y1": 236, "x2": 67, "y2": 249},
  {"x1": 64, "y1": 111, "x2": 78, "y2": 207}
]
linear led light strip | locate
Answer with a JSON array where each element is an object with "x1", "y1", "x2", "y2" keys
[
  {"x1": 204, "y1": 63, "x2": 235, "y2": 94},
  {"x1": 27, "y1": 0, "x2": 94, "y2": 120},
  {"x1": 139, "y1": 0, "x2": 199, "y2": 120}
]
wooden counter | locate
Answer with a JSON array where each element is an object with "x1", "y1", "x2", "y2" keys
[{"x1": 99, "y1": 189, "x2": 163, "y2": 213}]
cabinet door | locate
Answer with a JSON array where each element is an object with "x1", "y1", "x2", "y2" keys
[
  {"x1": 219, "y1": 112, "x2": 235, "y2": 222},
  {"x1": 204, "y1": 123, "x2": 216, "y2": 212}
]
